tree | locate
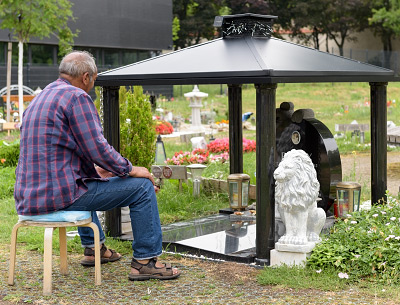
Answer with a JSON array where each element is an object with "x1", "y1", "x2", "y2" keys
[
  {"x1": 173, "y1": 0, "x2": 225, "y2": 49},
  {"x1": 0, "y1": 0, "x2": 78, "y2": 122},
  {"x1": 284, "y1": 0, "x2": 371, "y2": 55},
  {"x1": 369, "y1": 0, "x2": 400, "y2": 68}
]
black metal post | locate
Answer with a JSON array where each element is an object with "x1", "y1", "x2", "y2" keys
[
  {"x1": 255, "y1": 83, "x2": 277, "y2": 265},
  {"x1": 102, "y1": 86, "x2": 121, "y2": 237},
  {"x1": 228, "y1": 84, "x2": 243, "y2": 174},
  {"x1": 370, "y1": 82, "x2": 388, "y2": 205}
]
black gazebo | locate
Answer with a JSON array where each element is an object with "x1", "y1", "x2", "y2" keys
[{"x1": 95, "y1": 14, "x2": 396, "y2": 265}]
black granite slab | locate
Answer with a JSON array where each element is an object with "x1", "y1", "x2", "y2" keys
[{"x1": 120, "y1": 213, "x2": 336, "y2": 264}]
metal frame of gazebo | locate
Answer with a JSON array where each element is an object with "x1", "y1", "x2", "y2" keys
[{"x1": 95, "y1": 13, "x2": 396, "y2": 265}]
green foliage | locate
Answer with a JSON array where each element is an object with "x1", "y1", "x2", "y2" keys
[
  {"x1": 172, "y1": 16, "x2": 180, "y2": 45},
  {"x1": 120, "y1": 86, "x2": 156, "y2": 169},
  {"x1": 0, "y1": 0, "x2": 78, "y2": 56},
  {"x1": 173, "y1": 0, "x2": 224, "y2": 49},
  {"x1": 0, "y1": 167, "x2": 16, "y2": 199},
  {"x1": 0, "y1": 140, "x2": 20, "y2": 168},
  {"x1": 307, "y1": 194, "x2": 400, "y2": 284}
]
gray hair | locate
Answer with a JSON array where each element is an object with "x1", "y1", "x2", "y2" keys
[{"x1": 59, "y1": 50, "x2": 97, "y2": 81}]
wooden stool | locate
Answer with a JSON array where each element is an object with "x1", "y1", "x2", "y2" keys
[{"x1": 8, "y1": 217, "x2": 101, "y2": 295}]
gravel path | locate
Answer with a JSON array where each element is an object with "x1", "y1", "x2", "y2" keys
[{"x1": 0, "y1": 243, "x2": 399, "y2": 305}]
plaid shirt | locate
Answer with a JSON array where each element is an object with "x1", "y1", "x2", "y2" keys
[{"x1": 14, "y1": 78, "x2": 132, "y2": 215}]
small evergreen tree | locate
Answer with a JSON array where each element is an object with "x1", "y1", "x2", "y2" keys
[{"x1": 120, "y1": 86, "x2": 156, "y2": 169}]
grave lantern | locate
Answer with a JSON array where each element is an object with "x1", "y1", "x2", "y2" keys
[
  {"x1": 227, "y1": 174, "x2": 250, "y2": 211},
  {"x1": 187, "y1": 164, "x2": 207, "y2": 197},
  {"x1": 335, "y1": 182, "x2": 361, "y2": 218},
  {"x1": 155, "y1": 135, "x2": 167, "y2": 165}
]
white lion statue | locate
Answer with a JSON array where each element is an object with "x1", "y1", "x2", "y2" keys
[{"x1": 274, "y1": 149, "x2": 326, "y2": 247}]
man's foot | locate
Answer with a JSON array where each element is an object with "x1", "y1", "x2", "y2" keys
[
  {"x1": 128, "y1": 257, "x2": 181, "y2": 281},
  {"x1": 81, "y1": 244, "x2": 122, "y2": 266}
]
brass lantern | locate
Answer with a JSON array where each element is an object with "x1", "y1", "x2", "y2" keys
[
  {"x1": 335, "y1": 181, "x2": 361, "y2": 218},
  {"x1": 227, "y1": 174, "x2": 250, "y2": 211}
]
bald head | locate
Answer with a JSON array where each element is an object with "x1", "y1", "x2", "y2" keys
[{"x1": 59, "y1": 51, "x2": 97, "y2": 82}]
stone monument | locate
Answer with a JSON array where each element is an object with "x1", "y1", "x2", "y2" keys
[
  {"x1": 271, "y1": 149, "x2": 326, "y2": 266},
  {"x1": 184, "y1": 85, "x2": 208, "y2": 132}
]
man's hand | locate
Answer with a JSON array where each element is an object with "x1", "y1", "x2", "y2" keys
[{"x1": 129, "y1": 166, "x2": 155, "y2": 185}]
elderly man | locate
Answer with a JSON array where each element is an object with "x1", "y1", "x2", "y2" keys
[{"x1": 14, "y1": 50, "x2": 180, "y2": 281}]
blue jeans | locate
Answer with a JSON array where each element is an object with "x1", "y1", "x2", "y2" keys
[{"x1": 64, "y1": 177, "x2": 162, "y2": 260}]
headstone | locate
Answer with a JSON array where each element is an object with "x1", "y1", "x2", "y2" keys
[
  {"x1": 276, "y1": 102, "x2": 342, "y2": 212},
  {"x1": 191, "y1": 136, "x2": 207, "y2": 150}
]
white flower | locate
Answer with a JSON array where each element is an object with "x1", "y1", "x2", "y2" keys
[
  {"x1": 338, "y1": 272, "x2": 349, "y2": 279},
  {"x1": 372, "y1": 214, "x2": 379, "y2": 218},
  {"x1": 354, "y1": 255, "x2": 361, "y2": 258},
  {"x1": 316, "y1": 269, "x2": 322, "y2": 273},
  {"x1": 350, "y1": 221, "x2": 357, "y2": 224},
  {"x1": 390, "y1": 217, "x2": 396, "y2": 221},
  {"x1": 385, "y1": 235, "x2": 395, "y2": 241},
  {"x1": 381, "y1": 211, "x2": 387, "y2": 215},
  {"x1": 346, "y1": 214, "x2": 352, "y2": 218},
  {"x1": 395, "y1": 236, "x2": 400, "y2": 240},
  {"x1": 385, "y1": 223, "x2": 391, "y2": 226}
]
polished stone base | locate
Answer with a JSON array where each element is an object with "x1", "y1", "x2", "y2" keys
[{"x1": 270, "y1": 249, "x2": 311, "y2": 267}]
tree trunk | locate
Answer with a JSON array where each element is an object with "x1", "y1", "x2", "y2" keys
[{"x1": 18, "y1": 40, "x2": 23, "y2": 123}]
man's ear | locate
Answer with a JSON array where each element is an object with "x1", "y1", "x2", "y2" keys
[{"x1": 82, "y1": 72, "x2": 90, "y2": 85}]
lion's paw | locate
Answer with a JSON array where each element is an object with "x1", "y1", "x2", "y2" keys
[{"x1": 307, "y1": 232, "x2": 321, "y2": 242}]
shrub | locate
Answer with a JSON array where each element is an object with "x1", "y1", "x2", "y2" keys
[
  {"x1": 120, "y1": 86, "x2": 156, "y2": 169},
  {"x1": 0, "y1": 140, "x2": 20, "y2": 167},
  {"x1": 0, "y1": 166, "x2": 16, "y2": 199},
  {"x1": 307, "y1": 193, "x2": 400, "y2": 284}
]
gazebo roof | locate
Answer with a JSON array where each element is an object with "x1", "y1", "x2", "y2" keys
[{"x1": 96, "y1": 14, "x2": 395, "y2": 86}]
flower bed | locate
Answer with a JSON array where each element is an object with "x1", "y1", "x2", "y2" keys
[
  {"x1": 155, "y1": 120, "x2": 173, "y2": 135},
  {"x1": 166, "y1": 138, "x2": 255, "y2": 165},
  {"x1": 207, "y1": 137, "x2": 256, "y2": 153}
]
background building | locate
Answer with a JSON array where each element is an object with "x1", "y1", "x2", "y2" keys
[{"x1": 0, "y1": 0, "x2": 173, "y2": 97}]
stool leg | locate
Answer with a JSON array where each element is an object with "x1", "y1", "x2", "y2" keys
[
  {"x1": 83, "y1": 223, "x2": 101, "y2": 285},
  {"x1": 43, "y1": 227, "x2": 54, "y2": 295},
  {"x1": 8, "y1": 222, "x2": 24, "y2": 285},
  {"x1": 59, "y1": 227, "x2": 68, "y2": 275}
]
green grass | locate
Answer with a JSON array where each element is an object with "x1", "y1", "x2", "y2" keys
[
  {"x1": 170, "y1": 82, "x2": 400, "y2": 135},
  {"x1": 257, "y1": 264, "x2": 400, "y2": 300}
]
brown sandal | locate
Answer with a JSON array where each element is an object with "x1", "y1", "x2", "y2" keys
[
  {"x1": 81, "y1": 244, "x2": 122, "y2": 267},
  {"x1": 128, "y1": 257, "x2": 181, "y2": 281}
]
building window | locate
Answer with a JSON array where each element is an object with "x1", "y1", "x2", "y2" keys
[
  {"x1": 104, "y1": 48, "x2": 119, "y2": 67},
  {"x1": 122, "y1": 50, "x2": 138, "y2": 65},
  {"x1": 138, "y1": 50, "x2": 150, "y2": 61},
  {"x1": 30, "y1": 44, "x2": 54, "y2": 65}
]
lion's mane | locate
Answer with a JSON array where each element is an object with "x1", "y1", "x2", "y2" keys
[{"x1": 274, "y1": 149, "x2": 320, "y2": 211}]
